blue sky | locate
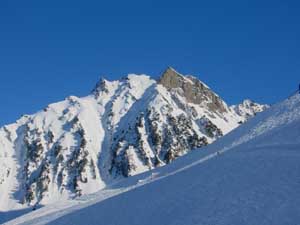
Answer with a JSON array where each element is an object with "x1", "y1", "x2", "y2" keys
[{"x1": 0, "y1": 0, "x2": 300, "y2": 126}]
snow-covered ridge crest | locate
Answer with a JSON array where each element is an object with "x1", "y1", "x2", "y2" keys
[
  {"x1": 0, "y1": 68, "x2": 267, "y2": 215},
  {"x1": 230, "y1": 99, "x2": 270, "y2": 122}
]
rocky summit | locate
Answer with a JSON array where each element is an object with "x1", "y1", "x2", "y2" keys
[{"x1": 159, "y1": 67, "x2": 227, "y2": 113}]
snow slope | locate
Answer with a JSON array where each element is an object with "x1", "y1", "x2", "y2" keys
[{"x1": 5, "y1": 94, "x2": 300, "y2": 225}]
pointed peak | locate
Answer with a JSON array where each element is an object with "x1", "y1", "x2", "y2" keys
[
  {"x1": 159, "y1": 67, "x2": 208, "y2": 86},
  {"x1": 158, "y1": 66, "x2": 188, "y2": 87},
  {"x1": 165, "y1": 66, "x2": 180, "y2": 74},
  {"x1": 92, "y1": 76, "x2": 109, "y2": 96},
  {"x1": 160, "y1": 66, "x2": 184, "y2": 80},
  {"x1": 158, "y1": 67, "x2": 227, "y2": 112},
  {"x1": 94, "y1": 76, "x2": 107, "y2": 83},
  {"x1": 159, "y1": 66, "x2": 205, "y2": 89}
]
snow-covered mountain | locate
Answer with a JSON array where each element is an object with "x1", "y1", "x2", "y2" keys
[
  {"x1": 230, "y1": 99, "x2": 269, "y2": 121},
  {"x1": 0, "y1": 67, "x2": 266, "y2": 214},
  {"x1": 5, "y1": 93, "x2": 300, "y2": 225}
]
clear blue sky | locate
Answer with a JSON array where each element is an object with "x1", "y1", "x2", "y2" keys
[{"x1": 0, "y1": 0, "x2": 299, "y2": 126}]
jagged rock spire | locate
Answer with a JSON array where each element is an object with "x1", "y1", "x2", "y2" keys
[
  {"x1": 158, "y1": 66, "x2": 185, "y2": 88},
  {"x1": 159, "y1": 67, "x2": 227, "y2": 113}
]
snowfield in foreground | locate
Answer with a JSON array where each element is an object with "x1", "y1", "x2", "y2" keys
[{"x1": 4, "y1": 94, "x2": 300, "y2": 225}]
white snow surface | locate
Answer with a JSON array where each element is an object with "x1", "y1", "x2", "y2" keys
[
  {"x1": 4, "y1": 94, "x2": 300, "y2": 225},
  {"x1": 230, "y1": 99, "x2": 270, "y2": 122}
]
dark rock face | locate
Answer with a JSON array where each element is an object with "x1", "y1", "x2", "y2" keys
[
  {"x1": 92, "y1": 77, "x2": 109, "y2": 98},
  {"x1": 158, "y1": 67, "x2": 227, "y2": 113},
  {"x1": 109, "y1": 107, "x2": 208, "y2": 177},
  {"x1": 20, "y1": 114, "x2": 97, "y2": 205},
  {"x1": 197, "y1": 116, "x2": 223, "y2": 139}
]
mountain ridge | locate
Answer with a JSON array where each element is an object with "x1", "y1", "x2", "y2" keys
[{"x1": 0, "y1": 68, "x2": 268, "y2": 213}]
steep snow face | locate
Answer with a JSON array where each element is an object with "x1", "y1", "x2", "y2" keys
[
  {"x1": 7, "y1": 94, "x2": 300, "y2": 225},
  {"x1": 0, "y1": 69, "x2": 266, "y2": 213},
  {"x1": 0, "y1": 74, "x2": 155, "y2": 211},
  {"x1": 109, "y1": 84, "x2": 209, "y2": 179},
  {"x1": 0, "y1": 96, "x2": 107, "y2": 211},
  {"x1": 230, "y1": 99, "x2": 269, "y2": 122}
]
